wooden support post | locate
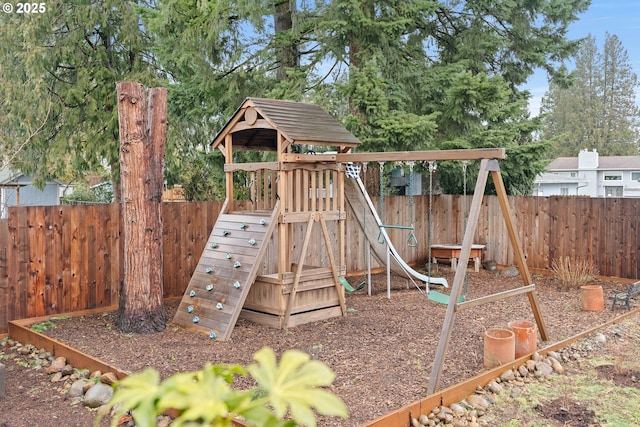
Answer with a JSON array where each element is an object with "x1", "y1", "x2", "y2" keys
[
  {"x1": 319, "y1": 213, "x2": 347, "y2": 315},
  {"x1": 277, "y1": 132, "x2": 289, "y2": 278},
  {"x1": 225, "y1": 134, "x2": 234, "y2": 209},
  {"x1": 427, "y1": 159, "x2": 491, "y2": 394},
  {"x1": 283, "y1": 213, "x2": 315, "y2": 327},
  {"x1": 491, "y1": 167, "x2": 548, "y2": 341}
]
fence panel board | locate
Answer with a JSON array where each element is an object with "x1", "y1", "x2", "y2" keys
[
  {"x1": 1, "y1": 196, "x2": 639, "y2": 334},
  {"x1": 0, "y1": 219, "x2": 7, "y2": 334}
]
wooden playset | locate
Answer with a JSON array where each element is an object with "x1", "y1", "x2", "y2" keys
[
  {"x1": 172, "y1": 98, "x2": 548, "y2": 395},
  {"x1": 172, "y1": 98, "x2": 360, "y2": 340}
]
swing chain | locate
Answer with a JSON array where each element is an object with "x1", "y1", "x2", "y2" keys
[
  {"x1": 377, "y1": 162, "x2": 386, "y2": 244},
  {"x1": 406, "y1": 161, "x2": 418, "y2": 247},
  {"x1": 426, "y1": 161, "x2": 436, "y2": 280},
  {"x1": 462, "y1": 160, "x2": 468, "y2": 232},
  {"x1": 461, "y1": 160, "x2": 469, "y2": 297}
]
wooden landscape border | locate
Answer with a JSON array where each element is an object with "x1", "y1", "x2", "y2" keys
[{"x1": 2, "y1": 292, "x2": 638, "y2": 427}]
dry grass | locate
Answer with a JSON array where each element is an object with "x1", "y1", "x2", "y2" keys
[{"x1": 551, "y1": 256, "x2": 599, "y2": 290}]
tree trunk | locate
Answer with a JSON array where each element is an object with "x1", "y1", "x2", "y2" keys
[
  {"x1": 274, "y1": 0, "x2": 298, "y2": 82},
  {"x1": 115, "y1": 82, "x2": 167, "y2": 333}
]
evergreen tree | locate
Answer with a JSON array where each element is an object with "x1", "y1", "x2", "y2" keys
[
  {"x1": 541, "y1": 33, "x2": 640, "y2": 157},
  {"x1": 0, "y1": 1, "x2": 160, "y2": 194},
  {"x1": 1, "y1": 0, "x2": 593, "y2": 197}
]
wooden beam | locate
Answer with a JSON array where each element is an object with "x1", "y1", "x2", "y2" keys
[
  {"x1": 283, "y1": 213, "x2": 315, "y2": 327},
  {"x1": 9, "y1": 319, "x2": 130, "y2": 380},
  {"x1": 319, "y1": 213, "x2": 347, "y2": 315},
  {"x1": 455, "y1": 285, "x2": 537, "y2": 311},
  {"x1": 225, "y1": 134, "x2": 234, "y2": 204},
  {"x1": 428, "y1": 158, "x2": 491, "y2": 395},
  {"x1": 335, "y1": 148, "x2": 506, "y2": 163},
  {"x1": 281, "y1": 153, "x2": 337, "y2": 162},
  {"x1": 491, "y1": 167, "x2": 549, "y2": 341},
  {"x1": 224, "y1": 162, "x2": 280, "y2": 172}
]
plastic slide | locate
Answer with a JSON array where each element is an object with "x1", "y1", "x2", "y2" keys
[{"x1": 344, "y1": 176, "x2": 448, "y2": 288}]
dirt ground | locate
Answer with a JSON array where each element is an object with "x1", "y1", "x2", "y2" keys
[{"x1": 0, "y1": 267, "x2": 634, "y2": 427}]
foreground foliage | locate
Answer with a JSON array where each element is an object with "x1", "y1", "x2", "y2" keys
[{"x1": 97, "y1": 347, "x2": 348, "y2": 427}]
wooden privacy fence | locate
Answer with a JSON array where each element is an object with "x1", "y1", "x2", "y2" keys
[{"x1": 1, "y1": 196, "x2": 639, "y2": 334}]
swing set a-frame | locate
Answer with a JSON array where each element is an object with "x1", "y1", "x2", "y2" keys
[{"x1": 336, "y1": 149, "x2": 549, "y2": 394}]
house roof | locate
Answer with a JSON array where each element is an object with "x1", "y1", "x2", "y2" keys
[
  {"x1": 0, "y1": 170, "x2": 67, "y2": 187},
  {"x1": 548, "y1": 155, "x2": 640, "y2": 171},
  {"x1": 535, "y1": 173, "x2": 589, "y2": 185},
  {"x1": 211, "y1": 97, "x2": 360, "y2": 151},
  {"x1": 0, "y1": 170, "x2": 23, "y2": 185}
]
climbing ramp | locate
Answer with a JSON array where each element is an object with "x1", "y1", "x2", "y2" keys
[{"x1": 172, "y1": 207, "x2": 279, "y2": 341}]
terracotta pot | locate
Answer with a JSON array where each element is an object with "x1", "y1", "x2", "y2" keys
[
  {"x1": 484, "y1": 328, "x2": 515, "y2": 368},
  {"x1": 580, "y1": 285, "x2": 604, "y2": 311},
  {"x1": 508, "y1": 320, "x2": 537, "y2": 358}
]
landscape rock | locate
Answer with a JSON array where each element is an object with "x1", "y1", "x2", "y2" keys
[
  {"x1": 83, "y1": 382, "x2": 113, "y2": 408},
  {"x1": 534, "y1": 360, "x2": 554, "y2": 377},
  {"x1": 466, "y1": 394, "x2": 490, "y2": 410},
  {"x1": 46, "y1": 356, "x2": 67, "y2": 374},
  {"x1": 499, "y1": 369, "x2": 515, "y2": 382},
  {"x1": 61, "y1": 364, "x2": 75, "y2": 377},
  {"x1": 69, "y1": 379, "x2": 91, "y2": 398},
  {"x1": 100, "y1": 372, "x2": 118, "y2": 385},
  {"x1": 497, "y1": 266, "x2": 519, "y2": 277},
  {"x1": 486, "y1": 380, "x2": 503, "y2": 394}
]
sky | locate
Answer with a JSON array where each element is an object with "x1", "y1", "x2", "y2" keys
[{"x1": 525, "y1": 0, "x2": 640, "y2": 116}]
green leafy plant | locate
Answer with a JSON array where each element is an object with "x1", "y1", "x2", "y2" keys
[
  {"x1": 97, "y1": 347, "x2": 348, "y2": 427},
  {"x1": 30, "y1": 320, "x2": 57, "y2": 333}
]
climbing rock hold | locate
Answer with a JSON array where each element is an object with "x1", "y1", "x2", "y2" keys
[
  {"x1": 216, "y1": 303, "x2": 223, "y2": 310},
  {"x1": 206, "y1": 284, "x2": 213, "y2": 291},
  {"x1": 222, "y1": 230, "x2": 230, "y2": 236},
  {"x1": 233, "y1": 281, "x2": 241, "y2": 289},
  {"x1": 209, "y1": 332, "x2": 217, "y2": 339},
  {"x1": 240, "y1": 223, "x2": 248, "y2": 229},
  {"x1": 226, "y1": 252, "x2": 232, "y2": 259},
  {"x1": 192, "y1": 316, "x2": 200, "y2": 323},
  {"x1": 259, "y1": 218, "x2": 266, "y2": 225},
  {"x1": 210, "y1": 242, "x2": 218, "y2": 249},
  {"x1": 187, "y1": 305, "x2": 194, "y2": 313},
  {"x1": 233, "y1": 261, "x2": 241, "y2": 268},
  {"x1": 248, "y1": 238, "x2": 256, "y2": 246},
  {"x1": 189, "y1": 290, "x2": 196, "y2": 297},
  {"x1": 205, "y1": 267, "x2": 213, "y2": 274}
]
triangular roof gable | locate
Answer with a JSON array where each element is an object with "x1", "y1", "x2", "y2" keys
[
  {"x1": 0, "y1": 170, "x2": 25, "y2": 185},
  {"x1": 211, "y1": 98, "x2": 360, "y2": 151}
]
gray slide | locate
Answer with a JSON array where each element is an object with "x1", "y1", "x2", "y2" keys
[{"x1": 344, "y1": 176, "x2": 448, "y2": 288}]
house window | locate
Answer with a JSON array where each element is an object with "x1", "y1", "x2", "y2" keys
[
  {"x1": 632, "y1": 172, "x2": 640, "y2": 181},
  {"x1": 605, "y1": 186, "x2": 623, "y2": 197},
  {"x1": 603, "y1": 172, "x2": 622, "y2": 181},
  {"x1": 560, "y1": 187, "x2": 569, "y2": 196}
]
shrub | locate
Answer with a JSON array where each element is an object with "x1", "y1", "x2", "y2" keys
[
  {"x1": 97, "y1": 346, "x2": 348, "y2": 427},
  {"x1": 551, "y1": 257, "x2": 598, "y2": 290}
]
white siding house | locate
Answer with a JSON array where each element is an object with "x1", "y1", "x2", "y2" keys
[
  {"x1": 0, "y1": 170, "x2": 72, "y2": 218},
  {"x1": 533, "y1": 149, "x2": 640, "y2": 197}
]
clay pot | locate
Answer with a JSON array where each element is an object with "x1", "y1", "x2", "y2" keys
[
  {"x1": 508, "y1": 320, "x2": 537, "y2": 358},
  {"x1": 483, "y1": 328, "x2": 515, "y2": 368},
  {"x1": 580, "y1": 285, "x2": 604, "y2": 311}
]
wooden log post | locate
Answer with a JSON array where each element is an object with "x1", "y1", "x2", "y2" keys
[{"x1": 115, "y1": 82, "x2": 168, "y2": 333}]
